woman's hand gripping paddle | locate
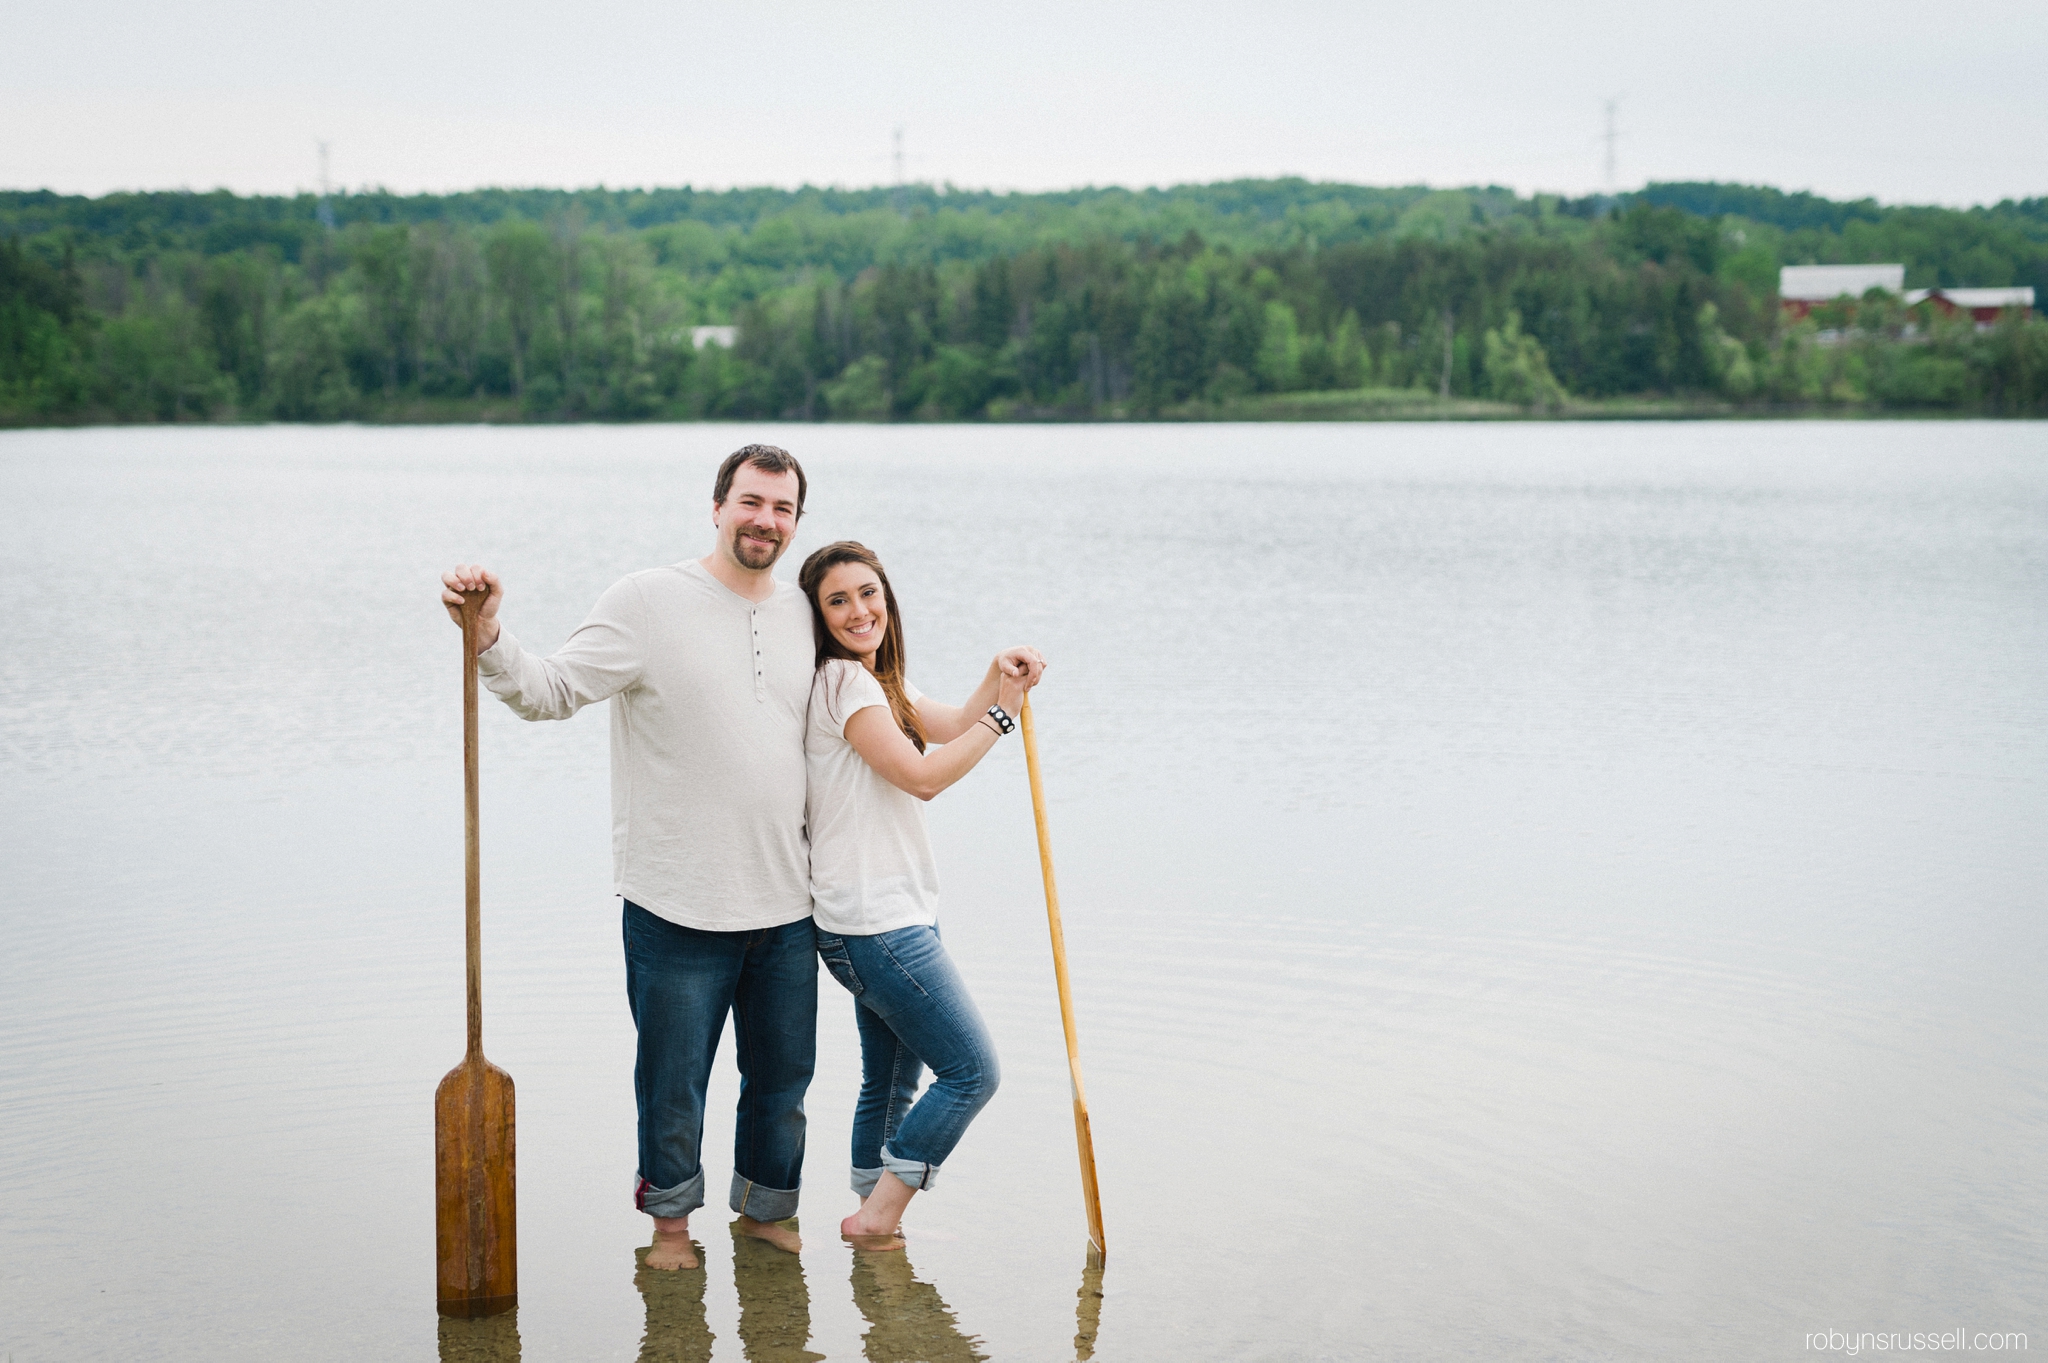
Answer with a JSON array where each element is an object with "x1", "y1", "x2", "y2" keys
[
  {"x1": 1019, "y1": 695, "x2": 1106, "y2": 1265},
  {"x1": 434, "y1": 590, "x2": 518, "y2": 1317}
]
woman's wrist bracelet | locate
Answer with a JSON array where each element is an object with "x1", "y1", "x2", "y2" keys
[
  {"x1": 977, "y1": 716, "x2": 1004, "y2": 738},
  {"x1": 985, "y1": 704, "x2": 1017, "y2": 735}
]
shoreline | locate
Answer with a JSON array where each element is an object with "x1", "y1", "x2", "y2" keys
[{"x1": 3, "y1": 389, "x2": 2037, "y2": 430}]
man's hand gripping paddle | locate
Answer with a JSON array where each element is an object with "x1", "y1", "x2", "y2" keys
[{"x1": 434, "y1": 590, "x2": 518, "y2": 1316}]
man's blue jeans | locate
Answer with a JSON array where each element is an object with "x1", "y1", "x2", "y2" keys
[
  {"x1": 814, "y1": 924, "x2": 999, "y2": 1195},
  {"x1": 623, "y1": 902, "x2": 817, "y2": 1222}
]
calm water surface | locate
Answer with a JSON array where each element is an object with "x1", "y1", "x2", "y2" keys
[{"x1": 2, "y1": 421, "x2": 2044, "y2": 1362}]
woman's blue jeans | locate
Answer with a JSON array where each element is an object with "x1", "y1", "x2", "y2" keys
[
  {"x1": 814, "y1": 924, "x2": 999, "y2": 1195},
  {"x1": 623, "y1": 902, "x2": 817, "y2": 1222}
]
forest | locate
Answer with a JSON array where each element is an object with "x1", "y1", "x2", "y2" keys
[{"x1": 3, "y1": 178, "x2": 2046, "y2": 424}]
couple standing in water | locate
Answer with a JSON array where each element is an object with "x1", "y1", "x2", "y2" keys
[{"x1": 439, "y1": 443, "x2": 1043, "y2": 1266}]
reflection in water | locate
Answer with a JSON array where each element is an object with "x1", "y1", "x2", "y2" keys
[
  {"x1": 731, "y1": 1221, "x2": 824, "y2": 1362},
  {"x1": 849, "y1": 1247, "x2": 988, "y2": 1363},
  {"x1": 634, "y1": 1243, "x2": 714, "y2": 1363},
  {"x1": 1074, "y1": 1254, "x2": 1105, "y2": 1362},
  {"x1": 436, "y1": 1308, "x2": 521, "y2": 1363}
]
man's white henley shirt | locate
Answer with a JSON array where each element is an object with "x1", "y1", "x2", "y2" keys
[{"x1": 474, "y1": 559, "x2": 815, "y2": 932}]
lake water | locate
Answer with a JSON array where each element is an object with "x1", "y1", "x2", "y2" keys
[{"x1": 2, "y1": 420, "x2": 2044, "y2": 1362}]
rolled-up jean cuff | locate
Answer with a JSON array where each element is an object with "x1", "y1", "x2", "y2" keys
[
  {"x1": 730, "y1": 1173, "x2": 800, "y2": 1222},
  {"x1": 636, "y1": 1170, "x2": 705, "y2": 1220},
  {"x1": 880, "y1": 1145, "x2": 941, "y2": 1192},
  {"x1": 850, "y1": 1165, "x2": 884, "y2": 1199}
]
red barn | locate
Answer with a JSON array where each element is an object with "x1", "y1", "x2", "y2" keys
[
  {"x1": 1906, "y1": 287, "x2": 2038, "y2": 327},
  {"x1": 1778, "y1": 264, "x2": 1906, "y2": 319}
]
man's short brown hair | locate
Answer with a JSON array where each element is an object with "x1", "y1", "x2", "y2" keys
[{"x1": 713, "y1": 444, "x2": 807, "y2": 518}]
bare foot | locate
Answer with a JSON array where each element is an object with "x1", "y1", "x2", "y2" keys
[
  {"x1": 735, "y1": 1214, "x2": 802, "y2": 1254},
  {"x1": 840, "y1": 1211, "x2": 905, "y2": 1252},
  {"x1": 644, "y1": 1226, "x2": 700, "y2": 1271}
]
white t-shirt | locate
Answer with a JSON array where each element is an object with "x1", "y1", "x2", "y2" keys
[
  {"x1": 476, "y1": 560, "x2": 814, "y2": 932},
  {"x1": 805, "y1": 658, "x2": 940, "y2": 936}
]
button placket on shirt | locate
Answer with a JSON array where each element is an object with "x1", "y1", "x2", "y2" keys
[{"x1": 751, "y1": 606, "x2": 764, "y2": 700}]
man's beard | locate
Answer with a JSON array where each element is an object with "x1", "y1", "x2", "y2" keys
[{"x1": 729, "y1": 527, "x2": 784, "y2": 569}]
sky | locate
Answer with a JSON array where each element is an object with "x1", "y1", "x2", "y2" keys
[{"x1": 6, "y1": 0, "x2": 2044, "y2": 207}]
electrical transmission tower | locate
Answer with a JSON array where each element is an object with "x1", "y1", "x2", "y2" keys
[
  {"x1": 892, "y1": 126, "x2": 906, "y2": 216},
  {"x1": 1602, "y1": 99, "x2": 1619, "y2": 194},
  {"x1": 317, "y1": 141, "x2": 337, "y2": 230}
]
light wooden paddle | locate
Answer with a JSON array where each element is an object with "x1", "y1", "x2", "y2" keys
[
  {"x1": 434, "y1": 589, "x2": 518, "y2": 1318},
  {"x1": 1019, "y1": 694, "x2": 1107, "y2": 1264}
]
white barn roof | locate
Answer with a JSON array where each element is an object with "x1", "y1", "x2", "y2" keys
[
  {"x1": 1932, "y1": 287, "x2": 2035, "y2": 309},
  {"x1": 1779, "y1": 264, "x2": 1906, "y2": 301}
]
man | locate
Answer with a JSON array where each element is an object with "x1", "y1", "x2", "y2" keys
[{"x1": 441, "y1": 444, "x2": 818, "y2": 1271}]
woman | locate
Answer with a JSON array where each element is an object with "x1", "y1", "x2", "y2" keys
[{"x1": 797, "y1": 540, "x2": 1042, "y2": 1250}]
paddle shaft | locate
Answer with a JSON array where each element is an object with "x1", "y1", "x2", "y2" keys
[
  {"x1": 462, "y1": 593, "x2": 484, "y2": 1059},
  {"x1": 1019, "y1": 695, "x2": 1106, "y2": 1261}
]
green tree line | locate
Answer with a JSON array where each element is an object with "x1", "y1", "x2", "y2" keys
[{"x1": 3, "y1": 179, "x2": 2046, "y2": 424}]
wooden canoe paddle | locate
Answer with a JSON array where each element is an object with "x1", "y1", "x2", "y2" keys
[
  {"x1": 434, "y1": 589, "x2": 517, "y2": 1317},
  {"x1": 1019, "y1": 695, "x2": 1106, "y2": 1264}
]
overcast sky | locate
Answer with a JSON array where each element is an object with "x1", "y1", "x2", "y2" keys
[{"x1": 7, "y1": 0, "x2": 2043, "y2": 206}]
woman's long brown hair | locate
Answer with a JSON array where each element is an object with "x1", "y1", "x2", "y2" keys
[{"x1": 798, "y1": 540, "x2": 928, "y2": 752}]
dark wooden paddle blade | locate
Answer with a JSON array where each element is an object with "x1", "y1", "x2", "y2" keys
[{"x1": 435, "y1": 1056, "x2": 517, "y2": 1317}]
